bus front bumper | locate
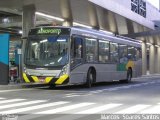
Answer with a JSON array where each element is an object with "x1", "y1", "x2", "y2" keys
[{"x1": 22, "y1": 73, "x2": 69, "y2": 85}]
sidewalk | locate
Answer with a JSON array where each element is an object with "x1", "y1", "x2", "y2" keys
[
  {"x1": 131, "y1": 74, "x2": 160, "y2": 81},
  {"x1": 141, "y1": 73, "x2": 160, "y2": 78},
  {"x1": 0, "y1": 82, "x2": 48, "y2": 90}
]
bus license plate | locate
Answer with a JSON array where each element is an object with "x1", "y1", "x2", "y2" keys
[{"x1": 39, "y1": 77, "x2": 45, "y2": 83}]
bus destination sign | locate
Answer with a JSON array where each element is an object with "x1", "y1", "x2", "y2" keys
[
  {"x1": 29, "y1": 27, "x2": 70, "y2": 35},
  {"x1": 37, "y1": 28, "x2": 61, "y2": 35}
]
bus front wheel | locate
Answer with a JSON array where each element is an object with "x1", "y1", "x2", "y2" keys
[
  {"x1": 49, "y1": 84, "x2": 56, "y2": 89},
  {"x1": 86, "y1": 68, "x2": 96, "y2": 88}
]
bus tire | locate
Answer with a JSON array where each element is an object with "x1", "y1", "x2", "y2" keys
[
  {"x1": 86, "y1": 68, "x2": 96, "y2": 88},
  {"x1": 49, "y1": 84, "x2": 56, "y2": 89},
  {"x1": 126, "y1": 67, "x2": 132, "y2": 83}
]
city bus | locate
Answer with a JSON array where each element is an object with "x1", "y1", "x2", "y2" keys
[{"x1": 23, "y1": 26, "x2": 142, "y2": 88}]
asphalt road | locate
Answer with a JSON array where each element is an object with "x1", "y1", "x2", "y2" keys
[{"x1": 0, "y1": 75, "x2": 160, "y2": 120}]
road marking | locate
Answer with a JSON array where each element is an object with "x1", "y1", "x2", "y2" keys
[
  {"x1": 80, "y1": 94, "x2": 93, "y2": 96},
  {"x1": 0, "y1": 99, "x2": 25, "y2": 104},
  {"x1": 37, "y1": 102, "x2": 95, "y2": 114},
  {"x1": 0, "y1": 101, "x2": 68, "y2": 114},
  {"x1": 77, "y1": 103, "x2": 122, "y2": 114},
  {"x1": 65, "y1": 95, "x2": 81, "y2": 97},
  {"x1": 65, "y1": 93, "x2": 85, "y2": 96},
  {"x1": 107, "y1": 88, "x2": 119, "y2": 91},
  {"x1": 0, "y1": 100, "x2": 46, "y2": 110},
  {"x1": 64, "y1": 93, "x2": 93, "y2": 98},
  {"x1": 1, "y1": 99, "x2": 160, "y2": 120},
  {"x1": 132, "y1": 84, "x2": 143, "y2": 87},
  {"x1": 90, "y1": 90, "x2": 103, "y2": 94},
  {"x1": 19, "y1": 102, "x2": 95, "y2": 120},
  {"x1": 49, "y1": 115, "x2": 83, "y2": 120},
  {"x1": 50, "y1": 104, "x2": 121, "y2": 120},
  {"x1": 65, "y1": 93, "x2": 76, "y2": 96},
  {"x1": 61, "y1": 81, "x2": 160, "y2": 98},
  {"x1": 116, "y1": 104, "x2": 151, "y2": 114},
  {"x1": 0, "y1": 97, "x2": 5, "y2": 100},
  {"x1": 150, "y1": 82, "x2": 157, "y2": 84},
  {"x1": 121, "y1": 86, "x2": 132, "y2": 89},
  {"x1": 49, "y1": 104, "x2": 122, "y2": 120},
  {"x1": 141, "y1": 105, "x2": 160, "y2": 114},
  {"x1": 141, "y1": 83, "x2": 149, "y2": 85}
]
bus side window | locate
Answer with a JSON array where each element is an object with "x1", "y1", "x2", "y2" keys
[
  {"x1": 128, "y1": 46, "x2": 136, "y2": 61},
  {"x1": 71, "y1": 36, "x2": 83, "y2": 67},
  {"x1": 110, "y1": 42, "x2": 119, "y2": 63},
  {"x1": 85, "y1": 38, "x2": 97, "y2": 62}
]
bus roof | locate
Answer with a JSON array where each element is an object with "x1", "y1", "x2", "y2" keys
[
  {"x1": 29, "y1": 26, "x2": 141, "y2": 47},
  {"x1": 70, "y1": 27, "x2": 141, "y2": 47}
]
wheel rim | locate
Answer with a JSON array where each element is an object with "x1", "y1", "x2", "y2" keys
[
  {"x1": 87, "y1": 69, "x2": 93, "y2": 87},
  {"x1": 89, "y1": 73, "x2": 93, "y2": 81},
  {"x1": 128, "y1": 74, "x2": 131, "y2": 81}
]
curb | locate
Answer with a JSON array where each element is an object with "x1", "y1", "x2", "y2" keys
[
  {"x1": 0, "y1": 83, "x2": 48, "y2": 90},
  {"x1": 133, "y1": 75, "x2": 160, "y2": 80}
]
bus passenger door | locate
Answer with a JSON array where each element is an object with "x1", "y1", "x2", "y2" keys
[{"x1": 71, "y1": 36, "x2": 84, "y2": 69}]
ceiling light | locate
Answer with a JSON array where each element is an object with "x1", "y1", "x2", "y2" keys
[
  {"x1": 73, "y1": 22, "x2": 92, "y2": 29},
  {"x1": 146, "y1": 43, "x2": 152, "y2": 46},
  {"x1": 155, "y1": 45, "x2": 160, "y2": 48},
  {"x1": 3, "y1": 18, "x2": 10, "y2": 23},
  {"x1": 99, "y1": 30, "x2": 114, "y2": 35},
  {"x1": 35, "y1": 12, "x2": 64, "y2": 22},
  {"x1": 19, "y1": 30, "x2": 23, "y2": 34}
]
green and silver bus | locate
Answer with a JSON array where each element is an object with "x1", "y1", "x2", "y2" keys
[{"x1": 23, "y1": 26, "x2": 142, "y2": 87}]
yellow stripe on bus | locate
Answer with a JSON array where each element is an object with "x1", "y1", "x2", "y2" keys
[
  {"x1": 55, "y1": 74, "x2": 69, "y2": 85},
  {"x1": 45, "y1": 77, "x2": 53, "y2": 83},
  {"x1": 23, "y1": 73, "x2": 30, "y2": 83},
  {"x1": 31, "y1": 76, "x2": 40, "y2": 82}
]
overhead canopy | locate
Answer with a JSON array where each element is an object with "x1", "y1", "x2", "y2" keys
[{"x1": 0, "y1": 0, "x2": 159, "y2": 42}]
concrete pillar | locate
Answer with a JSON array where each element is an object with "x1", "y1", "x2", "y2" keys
[
  {"x1": 96, "y1": 6, "x2": 107, "y2": 30},
  {"x1": 157, "y1": 47, "x2": 160, "y2": 73},
  {"x1": 155, "y1": 47, "x2": 158, "y2": 73},
  {"x1": 126, "y1": 19, "x2": 134, "y2": 34},
  {"x1": 22, "y1": 4, "x2": 36, "y2": 81},
  {"x1": 115, "y1": 14, "x2": 128, "y2": 35},
  {"x1": 106, "y1": 12, "x2": 118, "y2": 34},
  {"x1": 88, "y1": 3, "x2": 99, "y2": 29},
  {"x1": 142, "y1": 42, "x2": 147, "y2": 75},
  {"x1": 156, "y1": 36, "x2": 160, "y2": 73},
  {"x1": 60, "y1": 0, "x2": 73, "y2": 26},
  {"x1": 149, "y1": 45, "x2": 155, "y2": 74},
  {"x1": 22, "y1": 4, "x2": 36, "y2": 38}
]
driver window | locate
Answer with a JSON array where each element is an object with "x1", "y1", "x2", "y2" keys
[{"x1": 71, "y1": 36, "x2": 83, "y2": 68}]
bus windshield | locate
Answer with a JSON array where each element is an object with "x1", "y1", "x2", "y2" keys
[{"x1": 25, "y1": 35, "x2": 69, "y2": 67}]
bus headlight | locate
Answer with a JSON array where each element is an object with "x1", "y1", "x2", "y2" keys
[
  {"x1": 59, "y1": 64, "x2": 69, "y2": 77},
  {"x1": 23, "y1": 65, "x2": 30, "y2": 75},
  {"x1": 23, "y1": 65, "x2": 27, "y2": 73}
]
